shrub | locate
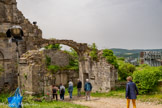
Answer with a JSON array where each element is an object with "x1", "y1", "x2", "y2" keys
[
  {"x1": 133, "y1": 66, "x2": 161, "y2": 94},
  {"x1": 47, "y1": 65, "x2": 60, "y2": 74},
  {"x1": 102, "y1": 49, "x2": 119, "y2": 69},
  {"x1": 89, "y1": 43, "x2": 98, "y2": 61},
  {"x1": 118, "y1": 62, "x2": 136, "y2": 80},
  {"x1": 158, "y1": 66, "x2": 162, "y2": 80}
]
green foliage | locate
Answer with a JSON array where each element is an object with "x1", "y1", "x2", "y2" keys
[
  {"x1": 158, "y1": 66, "x2": 162, "y2": 79},
  {"x1": 89, "y1": 43, "x2": 98, "y2": 61},
  {"x1": 102, "y1": 49, "x2": 119, "y2": 69},
  {"x1": 118, "y1": 61, "x2": 136, "y2": 81},
  {"x1": 45, "y1": 55, "x2": 51, "y2": 66},
  {"x1": 64, "y1": 48, "x2": 79, "y2": 71},
  {"x1": 133, "y1": 66, "x2": 162, "y2": 94},
  {"x1": 117, "y1": 57, "x2": 125, "y2": 61},
  {"x1": 47, "y1": 65, "x2": 60, "y2": 74},
  {"x1": 0, "y1": 93, "x2": 10, "y2": 103},
  {"x1": 45, "y1": 44, "x2": 62, "y2": 50}
]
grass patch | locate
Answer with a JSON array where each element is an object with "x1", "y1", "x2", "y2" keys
[
  {"x1": 0, "y1": 101, "x2": 88, "y2": 108},
  {"x1": 0, "y1": 89, "x2": 88, "y2": 108},
  {"x1": 91, "y1": 86, "x2": 162, "y2": 104}
]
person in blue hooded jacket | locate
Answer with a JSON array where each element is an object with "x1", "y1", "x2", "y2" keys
[
  {"x1": 84, "y1": 79, "x2": 92, "y2": 101},
  {"x1": 126, "y1": 76, "x2": 139, "y2": 108}
]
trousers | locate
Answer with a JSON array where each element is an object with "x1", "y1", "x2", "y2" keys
[{"x1": 127, "y1": 99, "x2": 136, "y2": 108}]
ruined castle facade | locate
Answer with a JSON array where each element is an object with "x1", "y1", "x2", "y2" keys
[{"x1": 0, "y1": 0, "x2": 118, "y2": 94}]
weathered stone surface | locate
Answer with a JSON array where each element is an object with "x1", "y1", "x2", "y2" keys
[
  {"x1": 19, "y1": 50, "x2": 79, "y2": 95},
  {"x1": 79, "y1": 53, "x2": 118, "y2": 92},
  {"x1": 0, "y1": 0, "x2": 118, "y2": 93}
]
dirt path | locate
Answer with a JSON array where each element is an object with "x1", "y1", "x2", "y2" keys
[{"x1": 66, "y1": 96, "x2": 162, "y2": 108}]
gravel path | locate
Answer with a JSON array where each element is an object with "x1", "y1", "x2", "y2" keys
[{"x1": 69, "y1": 96, "x2": 162, "y2": 108}]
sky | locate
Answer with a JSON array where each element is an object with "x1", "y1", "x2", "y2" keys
[{"x1": 16, "y1": 0, "x2": 162, "y2": 49}]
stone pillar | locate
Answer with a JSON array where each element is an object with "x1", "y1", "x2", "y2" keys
[{"x1": 79, "y1": 61, "x2": 84, "y2": 91}]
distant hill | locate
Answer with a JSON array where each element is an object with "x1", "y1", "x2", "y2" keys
[{"x1": 110, "y1": 48, "x2": 162, "y2": 58}]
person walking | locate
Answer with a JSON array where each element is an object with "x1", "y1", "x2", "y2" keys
[
  {"x1": 84, "y1": 79, "x2": 92, "y2": 101},
  {"x1": 77, "y1": 79, "x2": 82, "y2": 97},
  {"x1": 59, "y1": 83, "x2": 65, "y2": 100},
  {"x1": 126, "y1": 76, "x2": 139, "y2": 108},
  {"x1": 52, "y1": 85, "x2": 59, "y2": 101},
  {"x1": 68, "y1": 79, "x2": 73, "y2": 99}
]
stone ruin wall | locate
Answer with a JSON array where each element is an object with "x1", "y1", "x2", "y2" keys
[
  {"x1": 0, "y1": 0, "x2": 118, "y2": 93},
  {"x1": 79, "y1": 52, "x2": 118, "y2": 93},
  {"x1": 19, "y1": 50, "x2": 79, "y2": 95},
  {"x1": 0, "y1": 0, "x2": 42, "y2": 91},
  {"x1": 19, "y1": 49, "x2": 118, "y2": 94}
]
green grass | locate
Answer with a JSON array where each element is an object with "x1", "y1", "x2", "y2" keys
[
  {"x1": 91, "y1": 86, "x2": 162, "y2": 104},
  {"x1": 91, "y1": 87, "x2": 125, "y2": 98},
  {"x1": 0, "y1": 90, "x2": 88, "y2": 108},
  {"x1": 0, "y1": 101, "x2": 88, "y2": 108}
]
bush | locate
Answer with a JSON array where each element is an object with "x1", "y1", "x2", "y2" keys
[
  {"x1": 102, "y1": 49, "x2": 119, "y2": 69},
  {"x1": 47, "y1": 65, "x2": 60, "y2": 74},
  {"x1": 158, "y1": 66, "x2": 162, "y2": 80},
  {"x1": 133, "y1": 66, "x2": 161, "y2": 94},
  {"x1": 89, "y1": 43, "x2": 98, "y2": 61},
  {"x1": 118, "y1": 62, "x2": 136, "y2": 80}
]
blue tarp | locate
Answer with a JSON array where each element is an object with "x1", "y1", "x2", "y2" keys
[{"x1": 8, "y1": 88, "x2": 23, "y2": 108}]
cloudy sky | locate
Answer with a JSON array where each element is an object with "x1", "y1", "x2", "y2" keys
[{"x1": 16, "y1": 0, "x2": 162, "y2": 49}]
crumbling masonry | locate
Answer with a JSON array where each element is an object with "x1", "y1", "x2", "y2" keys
[{"x1": 0, "y1": 0, "x2": 118, "y2": 94}]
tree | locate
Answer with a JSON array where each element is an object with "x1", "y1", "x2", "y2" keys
[{"x1": 102, "y1": 49, "x2": 119, "y2": 69}]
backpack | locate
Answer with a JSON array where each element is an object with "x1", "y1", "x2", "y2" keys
[
  {"x1": 61, "y1": 89, "x2": 65, "y2": 94},
  {"x1": 53, "y1": 88, "x2": 57, "y2": 94}
]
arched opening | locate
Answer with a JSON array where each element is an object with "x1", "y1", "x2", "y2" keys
[{"x1": 43, "y1": 44, "x2": 80, "y2": 87}]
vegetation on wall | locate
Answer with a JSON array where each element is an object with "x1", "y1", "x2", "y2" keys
[
  {"x1": 64, "y1": 48, "x2": 79, "y2": 71},
  {"x1": 102, "y1": 49, "x2": 119, "y2": 69},
  {"x1": 45, "y1": 48, "x2": 79, "y2": 73},
  {"x1": 89, "y1": 43, "x2": 98, "y2": 61},
  {"x1": 47, "y1": 65, "x2": 60, "y2": 74},
  {"x1": 45, "y1": 55, "x2": 51, "y2": 66},
  {"x1": 45, "y1": 44, "x2": 62, "y2": 50}
]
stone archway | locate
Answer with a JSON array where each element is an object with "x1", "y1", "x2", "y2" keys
[
  {"x1": 19, "y1": 38, "x2": 118, "y2": 94},
  {"x1": 33, "y1": 38, "x2": 91, "y2": 89}
]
